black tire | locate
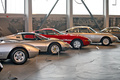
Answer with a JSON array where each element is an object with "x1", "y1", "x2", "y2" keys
[
  {"x1": 48, "y1": 43, "x2": 61, "y2": 55},
  {"x1": 101, "y1": 37, "x2": 111, "y2": 46},
  {"x1": 10, "y1": 48, "x2": 28, "y2": 65},
  {"x1": 71, "y1": 39, "x2": 83, "y2": 49}
]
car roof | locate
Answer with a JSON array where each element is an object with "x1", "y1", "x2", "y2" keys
[
  {"x1": 40, "y1": 28, "x2": 55, "y2": 31},
  {"x1": 17, "y1": 32, "x2": 36, "y2": 35},
  {"x1": 108, "y1": 27, "x2": 120, "y2": 29},
  {"x1": 68, "y1": 26, "x2": 90, "y2": 30}
]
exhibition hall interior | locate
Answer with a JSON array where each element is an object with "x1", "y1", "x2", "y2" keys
[{"x1": 0, "y1": 0, "x2": 120, "y2": 80}]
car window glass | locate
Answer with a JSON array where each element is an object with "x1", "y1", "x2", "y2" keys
[
  {"x1": 89, "y1": 28, "x2": 97, "y2": 33},
  {"x1": 112, "y1": 28, "x2": 119, "y2": 32},
  {"x1": 104, "y1": 28, "x2": 108, "y2": 32},
  {"x1": 23, "y1": 34, "x2": 37, "y2": 40},
  {"x1": 35, "y1": 31, "x2": 44, "y2": 34},
  {"x1": 102, "y1": 29, "x2": 107, "y2": 32},
  {"x1": 72, "y1": 28, "x2": 79, "y2": 33},
  {"x1": 106, "y1": 28, "x2": 112, "y2": 32},
  {"x1": 36, "y1": 34, "x2": 48, "y2": 40},
  {"x1": 118, "y1": 28, "x2": 120, "y2": 32},
  {"x1": 45, "y1": 30, "x2": 57, "y2": 35},
  {"x1": 16, "y1": 35, "x2": 21, "y2": 38},
  {"x1": 67, "y1": 29, "x2": 73, "y2": 33},
  {"x1": 54, "y1": 29, "x2": 65, "y2": 34},
  {"x1": 79, "y1": 28, "x2": 90, "y2": 33}
]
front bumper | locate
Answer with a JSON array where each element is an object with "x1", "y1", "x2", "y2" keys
[
  {"x1": 111, "y1": 36, "x2": 119, "y2": 43},
  {"x1": 61, "y1": 42, "x2": 72, "y2": 51},
  {"x1": 62, "y1": 46, "x2": 71, "y2": 51}
]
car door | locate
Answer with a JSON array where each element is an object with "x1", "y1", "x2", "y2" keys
[
  {"x1": 41, "y1": 30, "x2": 62, "y2": 39},
  {"x1": 80, "y1": 28, "x2": 96, "y2": 41},
  {"x1": 21, "y1": 34, "x2": 47, "y2": 50}
]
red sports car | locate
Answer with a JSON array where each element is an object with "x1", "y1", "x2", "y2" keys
[{"x1": 34, "y1": 28, "x2": 91, "y2": 49}]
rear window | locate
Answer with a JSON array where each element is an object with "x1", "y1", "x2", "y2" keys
[{"x1": 23, "y1": 34, "x2": 36, "y2": 40}]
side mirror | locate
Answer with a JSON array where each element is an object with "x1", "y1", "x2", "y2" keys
[
  {"x1": 66, "y1": 30, "x2": 68, "y2": 33},
  {"x1": 0, "y1": 63, "x2": 3, "y2": 72}
]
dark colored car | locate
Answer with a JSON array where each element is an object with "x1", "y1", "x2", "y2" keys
[
  {"x1": 0, "y1": 63, "x2": 3, "y2": 72},
  {"x1": 101, "y1": 27, "x2": 120, "y2": 40},
  {"x1": 34, "y1": 28, "x2": 91, "y2": 49}
]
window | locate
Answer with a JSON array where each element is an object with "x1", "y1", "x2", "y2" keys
[
  {"x1": 35, "y1": 31, "x2": 44, "y2": 34},
  {"x1": 23, "y1": 34, "x2": 37, "y2": 40},
  {"x1": 32, "y1": 0, "x2": 66, "y2": 14},
  {"x1": 79, "y1": 28, "x2": 90, "y2": 33},
  {"x1": 73, "y1": 28, "x2": 79, "y2": 33},
  {"x1": 73, "y1": 0, "x2": 103, "y2": 15},
  {"x1": 54, "y1": 29, "x2": 65, "y2": 34},
  {"x1": 7, "y1": 0, "x2": 24, "y2": 14},
  {"x1": 102, "y1": 28, "x2": 109, "y2": 33},
  {"x1": 67, "y1": 29, "x2": 73, "y2": 33},
  {"x1": 112, "y1": 28, "x2": 120, "y2": 32},
  {"x1": 109, "y1": 0, "x2": 120, "y2": 15},
  {"x1": 0, "y1": 0, "x2": 5, "y2": 13},
  {"x1": 45, "y1": 30, "x2": 57, "y2": 35}
]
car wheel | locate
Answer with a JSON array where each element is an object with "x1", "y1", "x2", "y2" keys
[
  {"x1": 101, "y1": 37, "x2": 111, "y2": 46},
  {"x1": 10, "y1": 48, "x2": 28, "y2": 65},
  {"x1": 48, "y1": 43, "x2": 61, "y2": 55},
  {"x1": 72, "y1": 39, "x2": 83, "y2": 49}
]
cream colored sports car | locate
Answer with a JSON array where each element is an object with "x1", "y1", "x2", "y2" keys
[{"x1": 66, "y1": 26, "x2": 119, "y2": 46}]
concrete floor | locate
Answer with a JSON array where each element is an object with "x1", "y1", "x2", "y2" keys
[{"x1": 0, "y1": 43, "x2": 120, "y2": 80}]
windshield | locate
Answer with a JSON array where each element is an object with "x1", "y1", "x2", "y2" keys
[
  {"x1": 54, "y1": 29, "x2": 65, "y2": 35},
  {"x1": 36, "y1": 34, "x2": 49, "y2": 40},
  {"x1": 89, "y1": 28, "x2": 97, "y2": 33}
]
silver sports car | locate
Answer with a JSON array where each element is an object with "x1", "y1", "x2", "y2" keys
[
  {"x1": 66, "y1": 26, "x2": 119, "y2": 46},
  {"x1": 0, "y1": 40, "x2": 39, "y2": 65},
  {"x1": 0, "y1": 32, "x2": 71, "y2": 55}
]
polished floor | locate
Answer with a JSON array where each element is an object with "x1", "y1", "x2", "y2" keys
[{"x1": 0, "y1": 43, "x2": 120, "y2": 80}]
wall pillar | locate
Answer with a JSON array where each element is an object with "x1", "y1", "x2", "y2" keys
[
  {"x1": 103, "y1": 0, "x2": 109, "y2": 28},
  {"x1": 24, "y1": 0, "x2": 33, "y2": 32},
  {"x1": 66, "y1": 0, "x2": 73, "y2": 28}
]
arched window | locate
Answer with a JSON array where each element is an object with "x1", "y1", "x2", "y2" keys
[
  {"x1": 32, "y1": 0, "x2": 66, "y2": 14},
  {"x1": 73, "y1": 0, "x2": 103, "y2": 15},
  {"x1": 7, "y1": 0, "x2": 24, "y2": 14},
  {"x1": 109, "y1": 0, "x2": 120, "y2": 15},
  {"x1": 0, "y1": 0, "x2": 5, "y2": 13}
]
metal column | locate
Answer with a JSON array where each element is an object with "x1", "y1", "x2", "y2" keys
[
  {"x1": 103, "y1": 0, "x2": 109, "y2": 28},
  {"x1": 66, "y1": 0, "x2": 73, "y2": 28},
  {"x1": 37, "y1": 0, "x2": 59, "y2": 30},
  {"x1": 24, "y1": 0, "x2": 33, "y2": 32},
  {"x1": 5, "y1": 0, "x2": 7, "y2": 14}
]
